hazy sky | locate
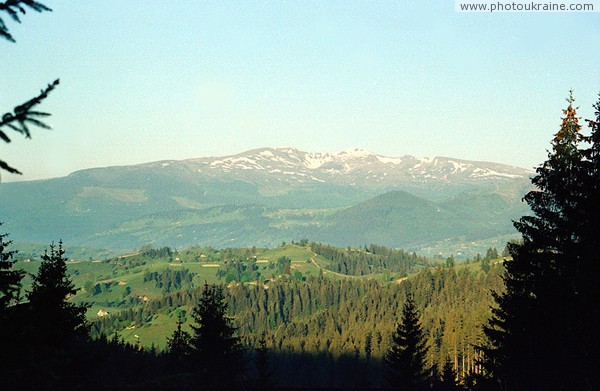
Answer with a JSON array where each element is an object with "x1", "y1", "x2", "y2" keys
[{"x1": 2, "y1": 1, "x2": 599, "y2": 181}]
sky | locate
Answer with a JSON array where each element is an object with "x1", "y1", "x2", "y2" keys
[{"x1": 2, "y1": 0, "x2": 599, "y2": 181}]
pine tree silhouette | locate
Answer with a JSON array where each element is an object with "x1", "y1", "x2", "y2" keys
[
  {"x1": 0, "y1": 227, "x2": 26, "y2": 384},
  {"x1": 439, "y1": 357, "x2": 459, "y2": 391},
  {"x1": 166, "y1": 314, "x2": 192, "y2": 371},
  {"x1": 577, "y1": 92, "x2": 600, "y2": 389},
  {"x1": 385, "y1": 292, "x2": 429, "y2": 390},
  {"x1": 22, "y1": 241, "x2": 90, "y2": 386},
  {"x1": 483, "y1": 92, "x2": 598, "y2": 390},
  {"x1": 189, "y1": 283, "x2": 244, "y2": 388},
  {"x1": 27, "y1": 241, "x2": 89, "y2": 344},
  {"x1": 254, "y1": 335, "x2": 276, "y2": 389},
  {"x1": 0, "y1": 226, "x2": 24, "y2": 310}
]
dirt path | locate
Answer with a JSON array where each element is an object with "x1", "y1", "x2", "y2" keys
[
  {"x1": 307, "y1": 249, "x2": 351, "y2": 278},
  {"x1": 117, "y1": 251, "x2": 142, "y2": 259}
]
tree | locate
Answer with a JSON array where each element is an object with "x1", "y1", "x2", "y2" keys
[
  {"x1": 0, "y1": 226, "x2": 24, "y2": 309},
  {"x1": 482, "y1": 92, "x2": 592, "y2": 390},
  {"x1": 17, "y1": 241, "x2": 90, "y2": 387},
  {"x1": 1, "y1": 0, "x2": 57, "y2": 177},
  {"x1": 189, "y1": 283, "x2": 244, "y2": 388},
  {"x1": 254, "y1": 335, "x2": 275, "y2": 389},
  {"x1": 166, "y1": 314, "x2": 192, "y2": 367},
  {"x1": 0, "y1": 227, "x2": 26, "y2": 384},
  {"x1": 439, "y1": 357, "x2": 459, "y2": 391},
  {"x1": 385, "y1": 292, "x2": 429, "y2": 390},
  {"x1": 576, "y1": 92, "x2": 600, "y2": 389},
  {"x1": 27, "y1": 241, "x2": 89, "y2": 344}
]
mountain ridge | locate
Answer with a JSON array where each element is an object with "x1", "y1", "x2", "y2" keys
[{"x1": 0, "y1": 147, "x2": 532, "y2": 255}]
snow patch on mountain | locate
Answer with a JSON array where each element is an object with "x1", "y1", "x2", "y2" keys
[
  {"x1": 377, "y1": 155, "x2": 404, "y2": 165},
  {"x1": 185, "y1": 147, "x2": 532, "y2": 186}
]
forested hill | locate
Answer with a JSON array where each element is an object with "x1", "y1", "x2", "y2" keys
[{"x1": 13, "y1": 241, "x2": 506, "y2": 388}]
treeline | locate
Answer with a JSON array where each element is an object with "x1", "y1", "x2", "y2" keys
[
  {"x1": 311, "y1": 242, "x2": 426, "y2": 276},
  {"x1": 139, "y1": 245, "x2": 173, "y2": 259},
  {"x1": 143, "y1": 267, "x2": 195, "y2": 294},
  {"x1": 93, "y1": 263, "x2": 503, "y2": 386}
]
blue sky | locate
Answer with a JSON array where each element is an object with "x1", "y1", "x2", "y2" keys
[{"x1": 2, "y1": 0, "x2": 599, "y2": 181}]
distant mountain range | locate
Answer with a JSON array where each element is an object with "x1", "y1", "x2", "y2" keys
[{"x1": 0, "y1": 147, "x2": 533, "y2": 256}]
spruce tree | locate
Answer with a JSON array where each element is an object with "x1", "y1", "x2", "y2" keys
[
  {"x1": 254, "y1": 335, "x2": 275, "y2": 389},
  {"x1": 189, "y1": 283, "x2": 244, "y2": 388},
  {"x1": 482, "y1": 92, "x2": 591, "y2": 390},
  {"x1": 166, "y1": 314, "x2": 192, "y2": 369},
  {"x1": 20, "y1": 241, "x2": 90, "y2": 387},
  {"x1": 0, "y1": 227, "x2": 24, "y2": 310},
  {"x1": 0, "y1": 228, "x2": 26, "y2": 384},
  {"x1": 27, "y1": 241, "x2": 89, "y2": 345},
  {"x1": 439, "y1": 357, "x2": 459, "y2": 391},
  {"x1": 385, "y1": 292, "x2": 429, "y2": 390},
  {"x1": 577, "y1": 92, "x2": 600, "y2": 388}
]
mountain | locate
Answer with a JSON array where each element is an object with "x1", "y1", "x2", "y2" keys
[
  {"x1": 0, "y1": 147, "x2": 533, "y2": 254},
  {"x1": 184, "y1": 147, "x2": 530, "y2": 198},
  {"x1": 317, "y1": 190, "x2": 460, "y2": 246}
]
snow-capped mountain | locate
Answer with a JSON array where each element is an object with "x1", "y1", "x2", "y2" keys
[
  {"x1": 0, "y1": 147, "x2": 533, "y2": 252},
  {"x1": 177, "y1": 147, "x2": 532, "y2": 187}
]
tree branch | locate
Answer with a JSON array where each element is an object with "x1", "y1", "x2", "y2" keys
[
  {"x1": 0, "y1": 78, "x2": 59, "y2": 140},
  {"x1": 0, "y1": 0, "x2": 52, "y2": 42}
]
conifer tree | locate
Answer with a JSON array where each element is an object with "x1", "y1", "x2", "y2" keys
[
  {"x1": 385, "y1": 292, "x2": 429, "y2": 390},
  {"x1": 439, "y1": 357, "x2": 459, "y2": 391},
  {"x1": 189, "y1": 283, "x2": 244, "y2": 388},
  {"x1": 482, "y1": 92, "x2": 591, "y2": 390},
  {"x1": 0, "y1": 228, "x2": 25, "y2": 384},
  {"x1": 254, "y1": 335, "x2": 275, "y2": 389},
  {"x1": 166, "y1": 314, "x2": 192, "y2": 368},
  {"x1": 0, "y1": 227, "x2": 24, "y2": 310},
  {"x1": 27, "y1": 241, "x2": 89, "y2": 345},
  {"x1": 577, "y1": 92, "x2": 600, "y2": 388},
  {"x1": 19, "y1": 241, "x2": 90, "y2": 387}
]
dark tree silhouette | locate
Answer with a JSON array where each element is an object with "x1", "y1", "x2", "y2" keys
[
  {"x1": 27, "y1": 241, "x2": 89, "y2": 344},
  {"x1": 0, "y1": 226, "x2": 26, "y2": 384},
  {"x1": 439, "y1": 357, "x2": 459, "y2": 391},
  {"x1": 0, "y1": 225, "x2": 24, "y2": 309},
  {"x1": 189, "y1": 283, "x2": 244, "y2": 388},
  {"x1": 166, "y1": 314, "x2": 192, "y2": 369},
  {"x1": 577, "y1": 92, "x2": 600, "y2": 389},
  {"x1": 483, "y1": 92, "x2": 597, "y2": 390},
  {"x1": 385, "y1": 292, "x2": 429, "y2": 390},
  {"x1": 254, "y1": 335, "x2": 276, "y2": 389},
  {"x1": 1, "y1": 0, "x2": 57, "y2": 177},
  {"x1": 7, "y1": 241, "x2": 91, "y2": 387}
]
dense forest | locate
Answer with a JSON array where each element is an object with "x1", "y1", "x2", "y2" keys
[{"x1": 90, "y1": 261, "x2": 502, "y2": 388}]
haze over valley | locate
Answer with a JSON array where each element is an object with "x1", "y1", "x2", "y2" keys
[{"x1": 1, "y1": 147, "x2": 532, "y2": 256}]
